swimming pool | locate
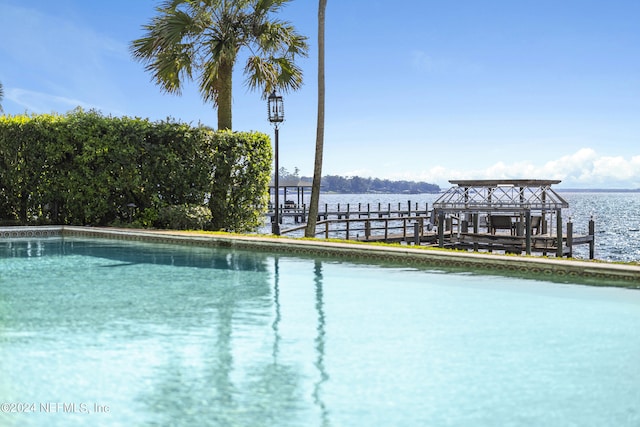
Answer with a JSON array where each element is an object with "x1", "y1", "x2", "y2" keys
[{"x1": 1, "y1": 237, "x2": 639, "y2": 426}]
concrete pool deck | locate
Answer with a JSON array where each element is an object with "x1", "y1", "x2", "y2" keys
[{"x1": 2, "y1": 225, "x2": 639, "y2": 288}]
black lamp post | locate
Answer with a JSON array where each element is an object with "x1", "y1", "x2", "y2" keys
[{"x1": 268, "y1": 90, "x2": 284, "y2": 235}]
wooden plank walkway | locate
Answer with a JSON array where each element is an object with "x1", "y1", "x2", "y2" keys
[
  {"x1": 358, "y1": 230, "x2": 593, "y2": 257},
  {"x1": 273, "y1": 199, "x2": 596, "y2": 258},
  {"x1": 268, "y1": 201, "x2": 430, "y2": 224},
  {"x1": 282, "y1": 214, "x2": 594, "y2": 258}
]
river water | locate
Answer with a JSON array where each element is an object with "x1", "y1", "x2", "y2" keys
[{"x1": 263, "y1": 192, "x2": 640, "y2": 263}]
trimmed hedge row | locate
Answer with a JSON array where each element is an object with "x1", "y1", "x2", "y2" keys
[{"x1": 0, "y1": 109, "x2": 271, "y2": 231}]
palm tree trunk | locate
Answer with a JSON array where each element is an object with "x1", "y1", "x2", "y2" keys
[
  {"x1": 305, "y1": 0, "x2": 327, "y2": 237},
  {"x1": 217, "y1": 60, "x2": 233, "y2": 130},
  {"x1": 210, "y1": 60, "x2": 233, "y2": 229}
]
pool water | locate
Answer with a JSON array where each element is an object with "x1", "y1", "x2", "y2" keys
[{"x1": 1, "y1": 238, "x2": 639, "y2": 426}]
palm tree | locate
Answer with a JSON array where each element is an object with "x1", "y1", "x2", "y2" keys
[
  {"x1": 131, "y1": 0, "x2": 308, "y2": 130},
  {"x1": 305, "y1": 0, "x2": 326, "y2": 237}
]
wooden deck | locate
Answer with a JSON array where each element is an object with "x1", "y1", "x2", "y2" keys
[
  {"x1": 267, "y1": 201, "x2": 430, "y2": 224},
  {"x1": 443, "y1": 232, "x2": 593, "y2": 256},
  {"x1": 271, "y1": 188, "x2": 596, "y2": 258},
  {"x1": 281, "y1": 214, "x2": 595, "y2": 258},
  {"x1": 358, "y1": 229, "x2": 593, "y2": 257}
]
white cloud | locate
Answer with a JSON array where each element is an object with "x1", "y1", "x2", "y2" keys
[
  {"x1": 6, "y1": 88, "x2": 108, "y2": 114},
  {"x1": 592, "y1": 155, "x2": 640, "y2": 181},
  {"x1": 0, "y1": 3, "x2": 129, "y2": 115},
  {"x1": 387, "y1": 148, "x2": 640, "y2": 189}
]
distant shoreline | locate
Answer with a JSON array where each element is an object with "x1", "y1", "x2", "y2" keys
[
  {"x1": 556, "y1": 188, "x2": 640, "y2": 193},
  {"x1": 315, "y1": 189, "x2": 640, "y2": 194}
]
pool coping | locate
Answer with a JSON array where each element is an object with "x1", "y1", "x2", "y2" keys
[{"x1": 2, "y1": 225, "x2": 639, "y2": 287}]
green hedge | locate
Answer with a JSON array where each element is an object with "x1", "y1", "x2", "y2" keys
[{"x1": 0, "y1": 109, "x2": 271, "y2": 232}]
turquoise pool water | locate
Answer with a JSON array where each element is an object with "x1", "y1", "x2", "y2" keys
[{"x1": 1, "y1": 237, "x2": 639, "y2": 426}]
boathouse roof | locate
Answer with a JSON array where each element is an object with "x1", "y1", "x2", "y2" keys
[
  {"x1": 268, "y1": 178, "x2": 312, "y2": 188},
  {"x1": 433, "y1": 179, "x2": 568, "y2": 212}
]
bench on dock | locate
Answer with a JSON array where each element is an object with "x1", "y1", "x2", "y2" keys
[
  {"x1": 530, "y1": 216, "x2": 542, "y2": 235},
  {"x1": 488, "y1": 215, "x2": 543, "y2": 235},
  {"x1": 489, "y1": 215, "x2": 514, "y2": 235}
]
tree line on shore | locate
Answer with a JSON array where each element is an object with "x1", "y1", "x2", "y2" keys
[
  {"x1": 318, "y1": 175, "x2": 441, "y2": 194},
  {"x1": 278, "y1": 168, "x2": 440, "y2": 194}
]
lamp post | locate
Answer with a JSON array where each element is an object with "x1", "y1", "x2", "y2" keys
[{"x1": 268, "y1": 90, "x2": 284, "y2": 235}]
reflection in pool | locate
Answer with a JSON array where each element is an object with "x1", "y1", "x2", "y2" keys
[{"x1": 1, "y1": 238, "x2": 639, "y2": 426}]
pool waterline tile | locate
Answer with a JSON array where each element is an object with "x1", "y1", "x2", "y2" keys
[{"x1": 1, "y1": 225, "x2": 639, "y2": 287}]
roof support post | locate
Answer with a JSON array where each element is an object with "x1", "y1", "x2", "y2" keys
[
  {"x1": 473, "y1": 212, "x2": 479, "y2": 252},
  {"x1": 438, "y1": 210, "x2": 445, "y2": 248},
  {"x1": 589, "y1": 217, "x2": 595, "y2": 260},
  {"x1": 556, "y1": 208, "x2": 563, "y2": 257},
  {"x1": 525, "y1": 209, "x2": 532, "y2": 255}
]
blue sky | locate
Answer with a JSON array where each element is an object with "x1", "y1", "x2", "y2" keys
[{"x1": 1, "y1": 0, "x2": 639, "y2": 189}]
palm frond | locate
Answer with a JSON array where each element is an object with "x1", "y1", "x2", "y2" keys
[
  {"x1": 129, "y1": 0, "x2": 308, "y2": 129},
  {"x1": 199, "y1": 60, "x2": 221, "y2": 104},
  {"x1": 256, "y1": 21, "x2": 308, "y2": 58},
  {"x1": 146, "y1": 44, "x2": 195, "y2": 95},
  {"x1": 199, "y1": 49, "x2": 235, "y2": 105},
  {"x1": 244, "y1": 56, "x2": 278, "y2": 95},
  {"x1": 273, "y1": 56, "x2": 304, "y2": 91}
]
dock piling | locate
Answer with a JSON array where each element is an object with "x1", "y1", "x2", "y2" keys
[
  {"x1": 589, "y1": 217, "x2": 595, "y2": 259},
  {"x1": 525, "y1": 210, "x2": 532, "y2": 255},
  {"x1": 556, "y1": 209, "x2": 563, "y2": 258},
  {"x1": 567, "y1": 220, "x2": 574, "y2": 258},
  {"x1": 438, "y1": 211, "x2": 445, "y2": 248}
]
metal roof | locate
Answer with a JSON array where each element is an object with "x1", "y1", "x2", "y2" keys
[
  {"x1": 448, "y1": 179, "x2": 561, "y2": 187},
  {"x1": 433, "y1": 179, "x2": 568, "y2": 212},
  {"x1": 268, "y1": 179, "x2": 313, "y2": 188}
]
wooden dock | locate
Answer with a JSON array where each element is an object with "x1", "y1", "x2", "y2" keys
[
  {"x1": 268, "y1": 179, "x2": 597, "y2": 259},
  {"x1": 273, "y1": 197, "x2": 595, "y2": 259},
  {"x1": 282, "y1": 215, "x2": 436, "y2": 242},
  {"x1": 267, "y1": 201, "x2": 430, "y2": 224},
  {"x1": 281, "y1": 214, "x2": 594, "y2": 258},
  {"x1": 442, "y1": 231, "x2": 594, "y2": 257}
]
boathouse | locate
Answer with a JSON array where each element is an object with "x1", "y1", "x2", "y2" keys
[
  {"x1": 268, "y1": 178, "x2": 312, "y2": 209},
  {"x1": 432, "y1": 179, "x2": 593, "y2": 257},
  {"x1": 267, "y1": 178, "x2": 594, "y2": 258}
]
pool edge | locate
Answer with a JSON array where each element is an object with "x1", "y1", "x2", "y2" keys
[{"x1": 2, "y1": 225, "x2": 639, "y2": 288}]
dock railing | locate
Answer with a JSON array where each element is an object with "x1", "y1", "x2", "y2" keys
[
  {"x1": 268, "y1": 201, "x2": 430, "y2": 224},
  {"x1": 281, "y1": 215, "x2": 433, "y2": 243},
  {"x1": 272, "y1": 199, "x2": 595, "y2": 258}
]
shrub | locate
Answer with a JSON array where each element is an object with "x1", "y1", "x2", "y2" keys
[{"x1": 0, "y1": 109, "x2": 271, "y2": 231}]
